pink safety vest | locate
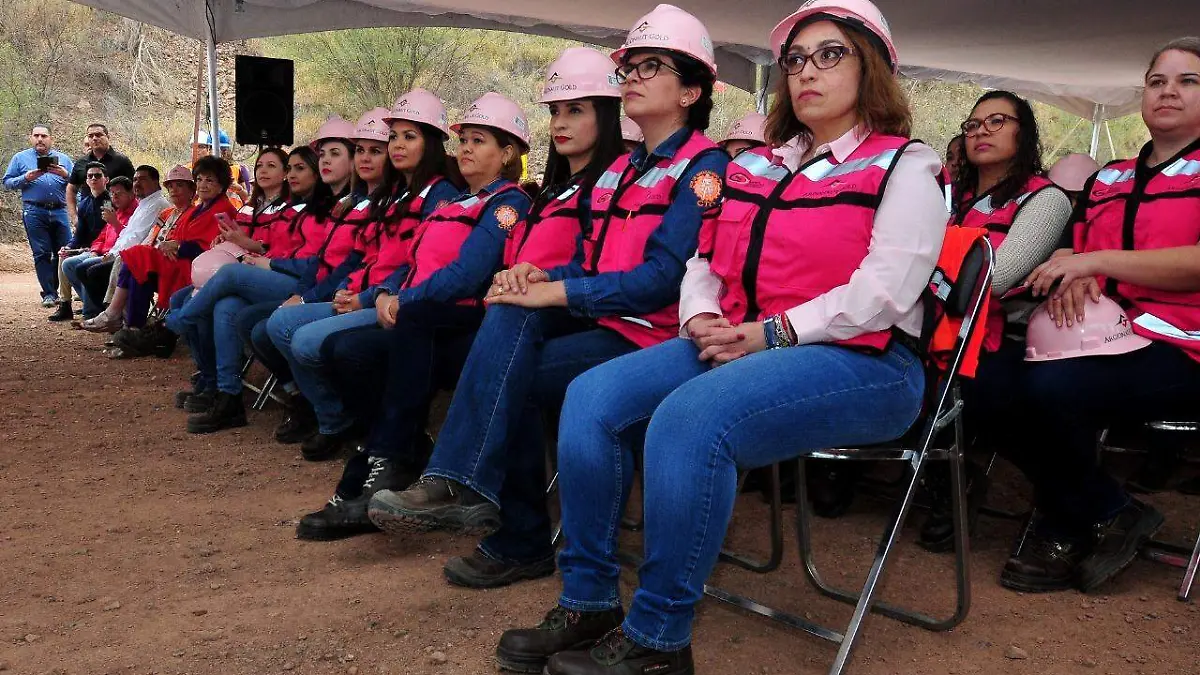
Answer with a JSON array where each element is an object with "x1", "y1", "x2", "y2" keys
[
  {"x1": 505, "y1": 179, "x2": 586, "y2": 270},
  {"x1": 403, "y1": 181, "x2": 525, "y2": 297},
  {"x1": 346, "y1": 177, "x2": 446, "y2": 293},
  {"x1": 588, "y1": 130, "x2": 723, "y2": 348},
  {"x1": 706, "y1": 133, "x2": 917, "y2": 352},
  {"x1": 954, "y1": 175, "x2": 1060, "y2": 351},
  {"x1": 314, "y1": 197, "x2": 374, "y2": 282},
  {"x1": 283, "y1": 204, "x2": 331, "y2": 259},
  {"x1": 235, "y1": 198, "x2": 293, "y2": 259},
  {"x1": 1075, "y1": 140, "x2": 1200, "y2": 362}
]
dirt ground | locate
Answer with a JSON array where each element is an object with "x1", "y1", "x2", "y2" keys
[{"x1": 0, "y1": 271, "x2": 1197, "y2": 675}]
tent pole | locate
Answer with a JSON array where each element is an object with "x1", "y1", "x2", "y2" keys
[
  {"x1": 206, "y1": 15, "x2": 220, "y2": 155},
  {"x1": 755, "y1": 64, "x2": 770, "y2": 115},
  {"x1": 1088, "y1": 103, "x2": 1103, "y2": 159}
]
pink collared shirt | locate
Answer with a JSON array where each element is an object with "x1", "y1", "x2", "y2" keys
[{"x1": 679, "y1": 126, "x2": 948, "y2": 344}]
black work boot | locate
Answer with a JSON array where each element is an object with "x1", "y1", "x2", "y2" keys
[
  {"x1": 367, "y1": 476, "x2": 500, "y2": 536},
  {"x1": 300, "y1": 427, "x2": 356, "y2": 462},
  {"x1": 1000, "y1": 529, "x2": 1088, "y2": 593},
  {"x1": 186, "y1": 391, "x2": 248, "y2": 434},
  {"x1": 495, "y1": 606, "x2": 624, "y2": 674},
  {"x1": 296, "y1": 494, "x2": 375, "y2": 541},
  {"x1": 546, "y1": 627, "x2": 694, "y2": 675},
  {"x1": 275, "y1": 395, "x2": 317, "y2": 444},
  {"x1": 808, "y1": 460, "x2": 861, "y2": 518},
  {"x1": 175, "y1": 373, "x2": 206, "y2": 409},
  {"x1": 444, "y1": 548, "x2": 555, "y2": 589},
  {"x1": 48, "y1": 301, "x2": 73, "y2": 322},
  {"x1": 1077, "y1": 498, "x2": 1164, "y2": 592},
  {"x1": 917, "y1": 461, "x2": 990, "y2": 553}
]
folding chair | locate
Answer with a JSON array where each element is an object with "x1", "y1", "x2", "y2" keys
[
  {"x1": 240, "y1": 354, "x2": 287, "y2": 410},
  {"x1": 704, "y1": 236, "x2": 994, "y2": 675},
  {"x1": 1129, "y1": 419, "x2": 1200, "y2": 602}
]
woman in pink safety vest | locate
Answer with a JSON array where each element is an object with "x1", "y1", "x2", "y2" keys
[
  {"x1": 717, "y1": 112, "x2": 768, "y2": 158},
  {"x1": 491, "y1": 2, "x2": 947, "y2": 673},
  {"x1": 993, "y1": 37, "x2": 1200, "y2": 595}
]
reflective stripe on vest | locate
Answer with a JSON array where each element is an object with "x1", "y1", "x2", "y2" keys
[
  {"x1": 347, "y1": 179, "x2": 442, "y2": 292},
  {"x1": 1133, "y1": 312, "x2": 1200, "y2": 341}
]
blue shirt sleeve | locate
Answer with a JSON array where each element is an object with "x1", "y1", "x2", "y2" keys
[
  {"x1": 301, "y1": 250, "x2": 365, "y2": 303},
  {"x1": 396, "y1": 190, "x2": 531, "y2": 305},
  {"x1": 270, "y1": 257, "x2": 318, "y2": 283},
  {"x1": 3, "y1": 151, "x2": 29, "y2": 190},
  {"x1": 561, "y1": 150, "x2": 729, "y2": 318},
  {"x1": 422, "y1": 180, "x2": 461, "y2": 219}
]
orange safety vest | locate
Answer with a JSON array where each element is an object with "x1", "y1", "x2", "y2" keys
[{"x1": 922, "y1": 225, "x2": 991, "y2": 378}]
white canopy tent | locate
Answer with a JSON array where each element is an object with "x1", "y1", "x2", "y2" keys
[{"x1": 73, "y1": 0, "x2": 1200, "y2": 152}]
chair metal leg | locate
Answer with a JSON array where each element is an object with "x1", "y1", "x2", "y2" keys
[
  {"x1": 1179, "y1": 529, "x2": 1200, "y2": 602},
  {"x1": 252, "y1": 375, "x2": 277, "y2": 410},
  {"x1": 546, "y1": 470, "x2": 564, "y2": 548},
  {"x1": 717, "y1": 462, "x2": 784, "y2": 573}
]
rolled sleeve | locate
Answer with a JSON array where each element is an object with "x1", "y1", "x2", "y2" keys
[{"x1": 677, "y1": 255, "x2": 724, "y2": 335}]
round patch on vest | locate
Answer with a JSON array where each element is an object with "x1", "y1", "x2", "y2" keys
[
  {"x1": 494, "y1": 204, "x2": 519, "y2": 231},
  {"x1": 690, "y1": 171, "x2": 722, "y2": 208}
]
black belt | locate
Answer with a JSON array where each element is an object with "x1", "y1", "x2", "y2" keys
[{"x1": 24, "y1": 200, "x2": 65, "y2": 209}]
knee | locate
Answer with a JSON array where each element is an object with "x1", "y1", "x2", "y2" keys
[
  {"x1": 290, "y1": 325, "x2": 325, "y2": 368},
  {"x1": 265, "y1": 308, "x2": 295, "y2": 347}
]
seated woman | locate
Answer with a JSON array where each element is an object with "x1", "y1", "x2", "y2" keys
[
  {"x1": 716, "y1": 112, "x2": 767, "y2": 157},
  {"x1": 999, "y1": 37, "x2": 1200, "y2": 594},
  {"x1": 294, "y1": 92, "x2": 532, "y2": 541},
  {"x1": 1048, "y1": 152, "x2": 1102, "y2": 208},
  {"x1": 165, "y1": 137, "x2": 351, "y2": 432},
  {"x1": 266, "y1": 93, "x2": 460, "y2": 457},
  {"x1": 366, "y1": 31, "x2": 728, "y2": 597},
  {"x1": 493, "y1": 2, "x2": 948, "y2": 673}
]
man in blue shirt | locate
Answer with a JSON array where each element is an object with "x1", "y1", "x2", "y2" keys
[{"x1": 3, "y1": 124, "x2": 75, "y2": 306}]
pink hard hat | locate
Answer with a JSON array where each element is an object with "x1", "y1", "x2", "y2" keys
[
  {"x1": 351, "y1": 107, "x2": 392, "y2": 144},
  {"x1": 312, "y1": 115, "x2": 356, "y2": 145},
  {"x1": 384, "y1": 88, "x2": 451, "y2": 140},
  {"x1": 190, "y1": 242, "x2": 245, "y2": 289},
  {"x1": 540, "y1": 47, "x2": 622, "y2": 103},
  {"x1": 620, "y1": 116, "x2": 644, "y2": 143},
  {"x1": 1049, "y1": 153, "x2": 1102, "y2": 193},
  {"x1": 611, "y1": 4, "x2": 717, "y2": 77},
  {"x1": 451, "y1": 92, "x2": 530, "y2": 150},
  {"x1": 1025, "y1": 295, "x2": 1153, "y2": 362},
  {"x1": 163, "y1": 164, "x2": 195, "y2": 185},
  {"x1": 770, "y1": 0, "x2": 899, "y2": 74},
  {"x1": 720, "y1": 112, "x2": 768, "y2": 146}
]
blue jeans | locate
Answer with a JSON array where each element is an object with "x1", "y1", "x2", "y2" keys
[
  {"x1": 267, "y1": 304, "x2": 380, "y2": 435},
  {"x1": 61, "y1": 252, "x2": 105, "y2": 315},
  {"x1": 23, "y1": 204, "x2": 71, "y2": 297},
  {"x1": 424, "y1": 306, "x2": 637, "y2": 564},
  {"x1": 556, "y1": 338, "x2": 925, "y2": 651},
  {"x1": 168, "y1": 285, "x2": 217, "y2": 391}
]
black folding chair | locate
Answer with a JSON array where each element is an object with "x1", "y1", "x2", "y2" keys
[{"x1": 704, "y1": 237, "x2": 994, "y2": 675}]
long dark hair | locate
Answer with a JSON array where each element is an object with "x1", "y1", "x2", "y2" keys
[
  {"x1": 353, "y1": 139, "x2": 401, "y2": 225},
  {"x1": 958, "y1": 90, "x2": 1045, "y2": 208},
  {"x1": 250, "y1": 147, "x2": 291, "y2": 208},
  {"x1": 622, "y1": 48, "x2": 715, "y2": 131},
  {"x1": 537, "y1": 96, "x2": 623, "y2": 212},
  {"x1": 287, "y1": 145, "x2": 336, "y2": 225},
  {"x1": 380, "y1": 123, "x2": 456, "y2": 235}
]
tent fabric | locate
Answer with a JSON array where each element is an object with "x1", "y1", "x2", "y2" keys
[{"x1": 75, "y1": 0, "x2": 1200, "y2": 120}]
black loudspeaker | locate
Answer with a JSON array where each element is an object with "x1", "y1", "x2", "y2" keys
[{"x1": 235, "y1": 55, "x2": 294, "y2": 146}]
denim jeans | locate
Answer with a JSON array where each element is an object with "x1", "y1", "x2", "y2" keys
[
  {"x1": 168, "y1": 285, "x2": 215, "y2": 391},
  {"x1": 267, "y1": 304, "x2": 380, "y2": 435},
  {"x1": 998, "y1": 340, "x2": 1200, "y2": 536},
  {"x1": 61, "y1": 252, "x2": 105, "y2": 315},
  {"x1": 167, "y1": 263, "x2": 298, "y2": 332},
  {"x1": 555, "y1": 338, "x2": 925, "y2": 651},
  {"x1": 23, "y1": 204, "x2": 71, "y2": 297},
  {"x1": 327, "y1": 326, "x2": 403, "y2": 499},
  {"x1": 240, "y1": 302, "x2": 289, "y2": 382},
  {"x1": 423, "y1": 305, "x2": 637, "y2": 564}
]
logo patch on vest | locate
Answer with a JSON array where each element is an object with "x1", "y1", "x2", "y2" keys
[
  {"x1": 494, "y1": 205, "x2": 519, "y2": 231},
  {"x1": 690, "y1": 170, "x2": 722, "y2": 208}
]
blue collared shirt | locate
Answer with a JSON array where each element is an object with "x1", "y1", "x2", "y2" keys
[
  {"x1": 549, "y1": 127, "x2": 730, "y2": 318},
  {"x1": 3, "y1": 148, "x2": 74, "y2": 204}
]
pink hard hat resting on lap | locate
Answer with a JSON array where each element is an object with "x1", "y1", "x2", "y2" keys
[
  {"x1": 1048, "y1": 153, "x2": 1103, "y2": 193},
  {"x1": 620, "y1": 117, "x2": 644, "y2": 143},
  {"x1": 191, "y1": 242, "x2": 246, "y2": 289},
  {"x1": 1025, "y1": 295, "x2": 1153, "y2": 362},
  {"x1": 611, "y1": 3, "x2": 717, "y2": 77},
  {"x1": 540, "y1": 47, "x2": 622, "y2": 103},
  {"x1": 383, "y1": 88, "x2": 451, "y2": 140},
  {"x1": 351, "y1": 107, "x2": 393, "y2": 144},
  {"x1": 451, "y1": 92, "x2": 531, "y2": 150},
  {"x1": 719, "y1": 113, "x2": 768, "y2": 146},
  {"x1": 770, "y1": 0, "x2": 898, "y2": 74}
]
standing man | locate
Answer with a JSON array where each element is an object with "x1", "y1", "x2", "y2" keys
[
  {"x1": 66, "y1": 124, "x2": 134, "y2": 230},
  {"x1": 3, "y1": 124, "x2": 75, "y2": 306}
]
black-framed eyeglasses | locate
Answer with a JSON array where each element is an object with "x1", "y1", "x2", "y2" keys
[
  {"x1": 86, "y1": 173, "x2": 104, "y2": 179},
  {"x1": 777, "y1": 45, "x2": 854, "y2": 76},
  {"x1": 961, "y1": 113, "x2": 1020, "y2": 136},
  {"x1": 615, "y1": 58, "x2": 683, "y2": 84}
]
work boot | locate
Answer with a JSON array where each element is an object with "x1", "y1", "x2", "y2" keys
[
  {"x1": 808, "y1": 460, "x2": 860, "y2": 518},
  {"x1": 495, "y1": 606, "x2": 624, "y2": 674},
  {"x1": 275, "y1": 395, "x2": 318, "y2": 444},
  {"x1": 182, "y1": 390, "x2": 215, "y2": 414},
  {"x1": 186, "y1": 391, "x2": 248, "y2": 434},
  {"x1": 917, "y1": 461, "x2": 990, "y2": 553},
  {"x1": 444, "y1": 549, "x2": 555, "y2": 589},
  {"x1": 1000, "y1": 529, "x2": 1088, "y2": 593},
  {"x1": 300, "y1": 427, "x2": 357, "y2": 461},
  {"x1": 48, "y1": 301, "x2": 73, "y2": 322},
  {"x1": 545, "y1": 627, "x2": 694, "y2": 675},
  {"x1": 296, "y1": 457, "x2": 424, "y2": 540},
  {"x1": 368, "y1": 476, "x2": 500, "y2": 537},
  {"x1": 1077, "y1": 498, "x2": 1164, "y2": 592}
]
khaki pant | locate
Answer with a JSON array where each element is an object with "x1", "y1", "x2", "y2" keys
[
  {"x1": 104, "y1": 257, "x2": 122, "y2": 303},
  {"x1": 58, "y1": 258, "x2": 72, "y2": 303}
]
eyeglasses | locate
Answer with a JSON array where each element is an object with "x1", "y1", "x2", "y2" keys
[
  {"x1": 961, "y1": 113, "x2": 1020, "y2": 136},
  {"x1": 86, "y1": 173, "x2": 104, "y2": 179},
  {"x1": 615, "y1": 58, "x2": 683, "y2": 84},
  {"x1": 777, "y1": 45, "x2": 854, "y2": 76}
]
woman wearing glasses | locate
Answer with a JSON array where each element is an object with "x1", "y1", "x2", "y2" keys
[
  {"x1": 915, "y1": 90, "x2": 1072, "y2": 553},
  {"x1": 493, "y1": 2, "x2": 945, "y2": 673},
  {"x1": 365, "y1": 17, "x2": 726, "y2": 586}
]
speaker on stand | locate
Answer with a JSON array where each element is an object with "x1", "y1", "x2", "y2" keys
[{"x1": 235, "y1": 55, "x2": 294, "y2": 147}]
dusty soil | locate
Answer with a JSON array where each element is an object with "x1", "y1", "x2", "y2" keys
[{"x1": 0, "y1": 271, "x2": 1197, "y2": 675}]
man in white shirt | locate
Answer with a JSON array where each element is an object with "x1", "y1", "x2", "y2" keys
[{"x1": 98, "y1": 165, "x2": 170, "y2": 304}]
